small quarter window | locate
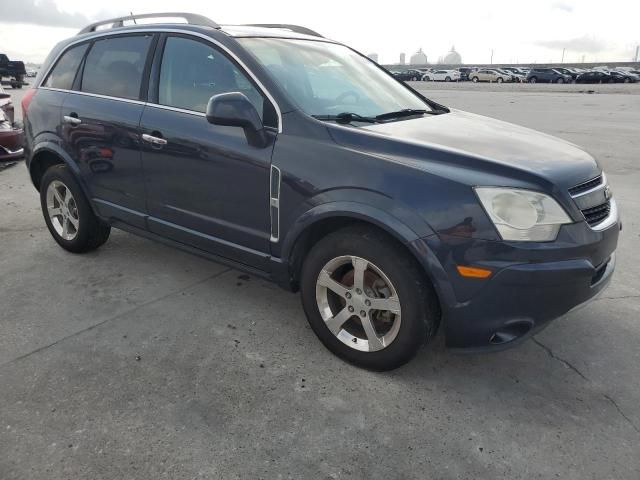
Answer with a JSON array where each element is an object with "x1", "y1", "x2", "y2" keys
[{"x1": 43, "y1": 43, "x2": 88, "y2": 90}]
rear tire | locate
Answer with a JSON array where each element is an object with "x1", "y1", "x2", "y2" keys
[
  {"x1": 445, "y1": 76, "x2": 451, "y2": 82},
  {"x1": 497, "y1": 77, "x2": 504, "y2": 83},
  {"x1": 529, "y1": 77, "x2": 537, "y2": 83},
  {"x1": 300, "y1": 226, "x2": 439, "y2": 371},
  {"x1": 40, "y1": 164, "x2": 111, "y2": 253}
]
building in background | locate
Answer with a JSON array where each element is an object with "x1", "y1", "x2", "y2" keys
[
  {"x1": 399, "y1": 53, "x2": 406, "y2": 65},
  {"x1": 410, "y1": 48, "x2": 428, "y2": 65},
  {"x1": 442, "y1": 46, "x2": 462, "y2": 64},
  {"x1": 367, "y1": 53, "x2": 379, "y2": 63}
]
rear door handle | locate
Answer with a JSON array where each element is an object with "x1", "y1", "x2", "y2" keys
[
  {"x1": 142, "y1": 133, "x2": 168, "y2": 146},
  {"x1": 63, "y1": 115, "x2": 81, "y2": 125}
]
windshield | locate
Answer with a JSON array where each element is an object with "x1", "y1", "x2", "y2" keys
[{"x1": 238, "y1": 38, "x2": 431, "y2": 118}]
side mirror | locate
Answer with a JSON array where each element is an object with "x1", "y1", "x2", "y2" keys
[{"x1": 206, "y1": 92, "x2": 270, "y2": 148}]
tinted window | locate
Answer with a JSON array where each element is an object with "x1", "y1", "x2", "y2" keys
[
  {"x1": 43, "y1": 43, "x2": 88, "y2": 90},
  {"x1": 158, "y1": 36, "x2": 265, "y2": 118},
  {"x1": 82, "y1": 35, "x2": 152, "y2": 100}
]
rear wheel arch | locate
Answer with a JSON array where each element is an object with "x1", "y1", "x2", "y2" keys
[
  {"x1": 28, "y1": 145, "x2": 101, "y2": 218},
  {"x1": 29, "y1": 149, "x2": 67, "y2": 191}
]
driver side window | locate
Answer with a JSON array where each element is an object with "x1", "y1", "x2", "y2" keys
[{"x1": 158, "y1": 36, "x2": 265, "y2": 119}]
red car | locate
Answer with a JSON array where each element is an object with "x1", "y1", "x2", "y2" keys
[{"x1": 0, "y1": 85, "x2": 24, "y2": 160}]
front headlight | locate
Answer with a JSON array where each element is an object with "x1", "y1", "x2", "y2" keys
[{"x1": 475, "y1": 187, "x2": 572, "y2": 241}]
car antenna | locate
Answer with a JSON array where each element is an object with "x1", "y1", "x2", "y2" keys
[{"x1": 130, "y1": 12, "x2": 137, "y2": 24}]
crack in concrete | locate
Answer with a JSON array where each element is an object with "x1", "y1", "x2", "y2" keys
[
  {"x1": 594, "y1": 294, "x2": 640, "y2": 301},
  {"x1": 0, "y1": 268, "x2": 232, "y2": 369},
  {"x1": 532, "y1": 337, "x2": 589, "y2": 381},
  {"x1": 604, "y1": 394, "x2": 640, "y2": 434},
  {"x1": 534, "y1": 337, "x2": 640, "y2": 436}
]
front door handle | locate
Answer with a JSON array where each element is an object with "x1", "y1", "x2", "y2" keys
[
  {"x1": 142, "y1": 133, "x2": 168, "y2": 146},
  {"x1": 63, "y1": 115, "x2": 81, "y2": 125}
]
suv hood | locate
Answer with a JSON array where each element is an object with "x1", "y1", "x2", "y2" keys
[{"x1": 346, "y1": 109, "x2": 600, "y2": 189}]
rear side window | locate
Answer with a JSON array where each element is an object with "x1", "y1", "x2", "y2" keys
[
  {"x1": 81, "y1": 35, "x2": 152, "y2": 100},
  {"x1": 43, "y1": 44, "x2": 88, "y2": 90},
  {"x1": 158, "y1": 36, "x2": 265, "y2": 118}
]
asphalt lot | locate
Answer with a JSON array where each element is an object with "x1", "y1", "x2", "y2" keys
[{"x1": 1, "y1": 84, "x2": 639, "y2": 479}]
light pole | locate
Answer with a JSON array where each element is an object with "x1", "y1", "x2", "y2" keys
[
  {"x1": 490, "y1": 49, "x2": 494, "y2": 64},
  {"x1": 561, "y1": 48, "x2": 565, "y2": 63}
]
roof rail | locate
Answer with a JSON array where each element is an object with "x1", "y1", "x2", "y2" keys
[
  {"x1": 243, "y1": 24, "x2": 323, "y2": 38},
  {"x1": 78, "y1": 12, "x2": 220, "y2": 35}
]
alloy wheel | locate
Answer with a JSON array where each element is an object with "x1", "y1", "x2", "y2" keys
[
  {"x1": 46, "y1": 180, "x2": 79, "y2": 241},
  {"x1": 315, "y1": 255, "x2": 401, "y2": 352}
]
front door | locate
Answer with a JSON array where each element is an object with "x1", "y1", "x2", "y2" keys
[{"x1": 140, "y1": 34, "x2": 278, "y2": 269}]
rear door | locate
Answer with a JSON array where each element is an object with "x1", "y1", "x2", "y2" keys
[
  {"x1": 139, "y1": 34, "x2": 278, "y2": 269},
  {"x1": 60, "y1": 33, "x2": 156, "y2": 228}
]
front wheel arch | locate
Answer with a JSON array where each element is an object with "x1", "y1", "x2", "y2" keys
[{"x1": 280, "y1": 203, "x2": 436, "y2": 285}]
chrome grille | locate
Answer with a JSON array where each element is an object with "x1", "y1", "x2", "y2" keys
[
  {"x1": 582, "y1": 202, "x2": 611, "y2": 227},
  {"x1": 568, "y1": 175, "x2": 602, "y2": 196},
  {"x1": 568, "y1": 174, "x2": 612, "y2": 229}
]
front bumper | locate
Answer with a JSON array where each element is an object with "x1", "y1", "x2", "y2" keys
[{"x1": 416, "y1": 218, "x2": 620, "y2": 351}]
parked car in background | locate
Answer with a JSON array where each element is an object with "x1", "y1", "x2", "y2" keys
[
  {"x1": 470, "y1": 69, "x2": 511, "y2": 83},
  {"x1": 0, "y1": 85, "x2": 24, "y2": 160},
  {"x1": 526, "y1": 68, "x2": 571, "y2": 83},
  {"x1": 458, "y1": 67, "x2": 473, "y2": 81},
  {"x1": 609, "y1": 71, "x2": 638, "y2": 83},
  {"x1": 422, "y1": 69, "x2": 460, "y2": 82},
  {"x1": 496, "y1": 68, "x2": 524, "y2": 83},
  {"x1": 392, "y1": 69, "x2": 423, "y2": 81},
  {"x1": 0, "y1": 53, "x2": 27, "y2": 89},
  {"x1": 575, "y1": 70, "x2": 636, "y2": 83},
  {"x1": 502, "y1": 67, "x2": 527, "y2": 81},
  {"x1": 554, "y1": 67, "x2": 579, "y2": 82}
]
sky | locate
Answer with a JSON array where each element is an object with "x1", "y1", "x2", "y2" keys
[{"x1": 0, "y1": 0, "x2": 638, "y2": 65}]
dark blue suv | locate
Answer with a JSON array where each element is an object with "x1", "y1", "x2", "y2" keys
[{"x1": 23, "y1": 13, "x2": 620, "y2": 370}]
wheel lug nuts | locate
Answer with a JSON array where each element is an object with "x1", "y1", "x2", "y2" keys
[
  {"x1": 360, "y1": 310, "x2": 366, "y2": 317},
  {"x1": 356, "y1": 289, "x2": 362, "y2": 295},
  {"x1": 348, "y1": 306, "x2": 354, "y2": 313},
  {"x1": 365, "y1": 300, "x2": 371, "y2": 306},
  {"x1": 345, "y1": 292, "x2": 351, "y2": 299}
]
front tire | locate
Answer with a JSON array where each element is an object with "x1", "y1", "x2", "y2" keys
[
  {"x1": 529, "y1": 77, "x2": 537, "y2": 83},
  {"x1": 300, "y1": 226, "x2": 439, "y2": 370},
  {"x1": 40, "y1": 164, "x2": 111, "y2": 253},
  {"x1": 471, "y1": 76, "x2": 479, "y2": 82}
]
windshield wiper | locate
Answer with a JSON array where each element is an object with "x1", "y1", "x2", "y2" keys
[
  {"x1": 375, "y1": 109, "x2": 429, "y2": 121},
  {"x1": 312, "y1": 112, "x2": 378, "y2": 124}
]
